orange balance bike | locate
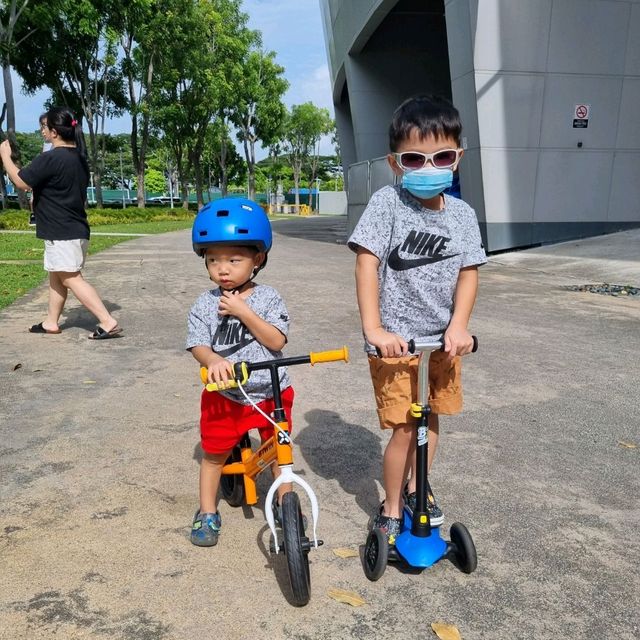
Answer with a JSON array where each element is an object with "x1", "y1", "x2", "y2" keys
[{"x1": 200, "y1": 346, "x2": 349, "y2": 606}]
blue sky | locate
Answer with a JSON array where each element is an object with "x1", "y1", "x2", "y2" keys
[{"x1": 3, "y1": 0, "x2": 335, "y2": 157}]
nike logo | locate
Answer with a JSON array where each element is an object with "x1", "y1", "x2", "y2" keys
[
  {"x1": 215, "y1": 337, "x2": 257, "y2": 357},
  {"x1": 387, "y1": 246, "x2": 459, "y2": 271}
]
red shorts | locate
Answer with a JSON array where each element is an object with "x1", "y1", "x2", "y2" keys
[{"x1": 200, "y1": 386, "x2": 295, "y2": 455}]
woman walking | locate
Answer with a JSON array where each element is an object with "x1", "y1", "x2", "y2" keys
[{"x1": 0, "y1": 107, "x2": 121, "y2": 339}]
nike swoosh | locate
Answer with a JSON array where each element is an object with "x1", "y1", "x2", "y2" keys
[
  {"x1": 387, "y1": 246, "x2": 460, "y2": 271},
  {"x1": 215, "y1": 337, "x2": 257, "y2": 357}
]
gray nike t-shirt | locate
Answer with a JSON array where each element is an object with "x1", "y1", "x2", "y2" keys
[
  {"x1": 348, "y1": 185, "x2": 486, "y2": 353},
  {"x1": 186, "y1": 283, "x2": 291, "y2": 403}
]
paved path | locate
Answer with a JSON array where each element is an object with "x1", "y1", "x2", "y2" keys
[{"x1": 1, "y1": 219, "x2": 639, "y2": 639}]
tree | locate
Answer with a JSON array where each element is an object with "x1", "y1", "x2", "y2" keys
[
  {"x1": 229, "y1": 48, "x2": 288, "y2": 201},
  {"x1": 201, "y1": 116, "x2": 245, "y2": 196},
  {"x1": 282, "y1": 103, "x2": 332, "y2": 209},
  {"x1": 141, "y1": 168, "x2": 164, "y2": 193},
  {"x1": 0, "y1": 0, "x2": 33, "y2": 209},
  {"x1": 151, "y1": 0, "x2": 252, "y2": 209},
  {"x1": 116, "y1": 0, "x2": 190, "y2": 208},
  {"x1": 13, "y1": 0, "x2": 127, "y2": 207}
]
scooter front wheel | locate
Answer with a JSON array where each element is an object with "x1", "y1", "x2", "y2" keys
[
  {"x1": 282, "y1": 491, "x2": 311, "y2": 606},
  {"x1": 449, "y1": 522, "x2": 477, "y2": 574},
  {"x1": 363, "y1": 528, "x2": 388, "y2": 581}
]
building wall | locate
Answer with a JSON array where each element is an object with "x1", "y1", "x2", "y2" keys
[{"x1": 321, "y1": 0, "x2": 640, "y2": 252}]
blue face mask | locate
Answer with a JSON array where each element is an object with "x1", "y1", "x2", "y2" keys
[{"x1": 402, "y1": 166, "x2": 453, "y2": 200}]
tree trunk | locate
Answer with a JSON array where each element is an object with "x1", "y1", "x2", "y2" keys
[
  {"x1": 86, "y1": 119, "x2": 103, "y2": 208},
  {"x1": 192, "y1": 150, "x2": 203, "y2": 209}
]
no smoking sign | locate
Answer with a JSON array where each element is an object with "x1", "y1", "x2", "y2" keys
[{"x1": 573, "y1": 103, "x2": 590, "y2": 129}]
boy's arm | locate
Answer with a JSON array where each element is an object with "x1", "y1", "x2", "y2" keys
[
  {"x1": 219, "y1": 290, "x2": 286, "y2": 351},
  {"x1": 444, "y1": 265, "x2": 479, "y2": 359},
  {"x1": 355, "y1": 247, "x2": 408, "y2": 357},
  {"x1": 190, "y1": 345, "x2": 235, "y2": 386}
]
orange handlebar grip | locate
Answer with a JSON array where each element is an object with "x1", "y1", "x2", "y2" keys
[
  {"x1": 200, "y1": 363, "x2": 248, "y2": 392},
  {"x1": 309, "y1": 346, "x2": 349, "y2": 365}
]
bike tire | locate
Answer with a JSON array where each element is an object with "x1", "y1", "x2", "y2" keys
[
  {"x1": 281, "y1": 491, "x2": 311, "y2": 606},
  {"x1": 220, "y1": 446, "x2": 244, "y2": 507}
]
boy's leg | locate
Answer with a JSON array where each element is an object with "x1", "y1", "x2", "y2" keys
[
  {"x1": 192, "y1": 450, "x2": 229, "y2": 547},
  {"x1": 381, "y1": 424, "x2": 414, "y2": 518},
  {"x1": 199, "y1": 451, "x2": 229, "y2": 513}
]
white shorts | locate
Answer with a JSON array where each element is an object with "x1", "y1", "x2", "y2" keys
[{"x1": 43, "y1": 239, "x2": 89, "y2": 272}]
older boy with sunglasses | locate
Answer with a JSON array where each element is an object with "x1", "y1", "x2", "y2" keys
[{"x1": 348, "y1": 94, "x2": 486, "y2": 553}]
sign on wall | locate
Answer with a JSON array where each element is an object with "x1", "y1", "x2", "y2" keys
[{"x1": 573, "y1": 104, "x2": 590, "y2": 129}]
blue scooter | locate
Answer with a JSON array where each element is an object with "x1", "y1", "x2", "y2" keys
[{"x1": 363, "y1": 337, "x2": 478, "y2": 580}]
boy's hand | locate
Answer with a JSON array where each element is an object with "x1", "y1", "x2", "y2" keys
[
  {"x1": 366, "y1": 327, "x2": 408, "y2": 357},
  {"x1": 443, "y1": 326, "x2": 474, "y2": 360},
  {"x1": 218, "y1": 290, "x2": 248, "y2": 318},
  {"x1": 207, "y1": 358, "x2": 235, "y2": 388}
]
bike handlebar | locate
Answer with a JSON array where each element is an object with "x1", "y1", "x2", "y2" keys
[{"x1": 200, "y1": 346, "x2": 349, "y2": 392}]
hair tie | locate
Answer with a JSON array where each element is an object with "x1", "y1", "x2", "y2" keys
[{"x1": 71, "y1": 119, "x2": 78, "y2": 127}]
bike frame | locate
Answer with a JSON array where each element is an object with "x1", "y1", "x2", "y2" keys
[{"x1": 201, "y1": 347, "x2": 348, "y2": 552}]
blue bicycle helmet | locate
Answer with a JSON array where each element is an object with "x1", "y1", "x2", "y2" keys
[{"x1": 192, "y1": 198, "x2": 272, "y2": 257}]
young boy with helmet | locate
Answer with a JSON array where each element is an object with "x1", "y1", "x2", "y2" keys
[{"x1": 186, "y1": 197, "x2": 294, "y2": 547}]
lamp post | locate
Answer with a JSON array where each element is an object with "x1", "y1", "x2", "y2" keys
[{"x1": 315, "y1": 177, "x2": 321, "y2": 213}]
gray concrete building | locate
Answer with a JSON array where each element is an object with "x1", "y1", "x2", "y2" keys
[{"x1": 320, "y1": 0, "x2": 640, "y2": 252}]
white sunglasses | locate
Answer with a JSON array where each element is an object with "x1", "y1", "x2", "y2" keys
[{"x1": 394, "y1": 149, "x2": 462, "y2": 170}]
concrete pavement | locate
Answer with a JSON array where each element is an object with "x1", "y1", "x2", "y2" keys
[{"x1": 1, "y1": 219, "x2": 638, "y2": 639}]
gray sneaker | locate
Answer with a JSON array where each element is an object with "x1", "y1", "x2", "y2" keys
[
  {"x1": 190, "y1": 510, "x2": 222, "y2": 547},
  {"x1": 403, "y1": 481, "x2": 444, "y2": 527},
  {"x1": 372, "y1": 510, "x2": 402, "y2": 555}
]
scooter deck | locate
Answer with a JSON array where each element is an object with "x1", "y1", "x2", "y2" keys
[{"x1": 394, "y1": 507, "x2": 448, "y2": 568}]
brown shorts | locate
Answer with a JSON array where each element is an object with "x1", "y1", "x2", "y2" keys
[{"x1": 368, "y1": 351, "x2": 462, "y2": 429}]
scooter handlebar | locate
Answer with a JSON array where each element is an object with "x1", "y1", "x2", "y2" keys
[{"x1": 408, "y1": 336, "x2": 478, "y2": 354}]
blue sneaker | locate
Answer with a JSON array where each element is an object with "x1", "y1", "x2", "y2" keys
[{"x1": 191, "y1": 510, "x2": 222, "y2": 547}]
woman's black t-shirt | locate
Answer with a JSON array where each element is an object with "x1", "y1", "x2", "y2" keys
[{"x1": 19, "y1": 147, "x2": 90, "y2": 241}]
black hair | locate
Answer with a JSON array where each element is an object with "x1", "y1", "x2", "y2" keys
[
  {"x1": 45, "y1": 107, "x2": 88, "y2": 163},
  {"x1": 389, "y1": 94, "x2": 462, "y2": 151},
  {"x1": 39, "y1": 112, "x2": 47, "y2": 125}
]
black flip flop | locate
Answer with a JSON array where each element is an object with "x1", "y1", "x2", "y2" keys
[
  {"x1": 88, "y1": 325, "x2": 122, "y2": 340},
  {"x1": 29, "y1": 322, "x2": 61, "y2": 335}
]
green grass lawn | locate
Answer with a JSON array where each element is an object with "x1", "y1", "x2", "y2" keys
[
  {"x1": 0, "y1": 205, "x2": 296, "y2": 310},
  {"x1": 0, "y1": 209, "x2": 195, "y2": 309}
]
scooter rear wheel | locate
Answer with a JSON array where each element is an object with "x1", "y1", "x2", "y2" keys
[
  {"x1": 363, "y1": 528, "x2": 388, "y2": 581},
  {"x1": 449, "y1": 522, "x2": 477, "y2": 574},
  {"x1": 220, "y1": 446, "x2": 244, "y2": 507},
  {"x1": 282, "y1": 491, "x2": 311, "y2": 606}
]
